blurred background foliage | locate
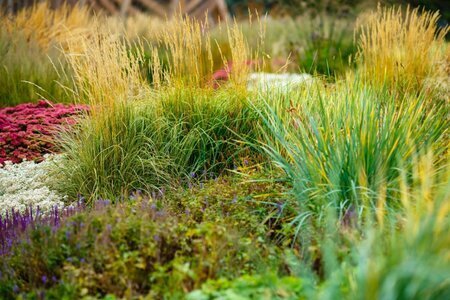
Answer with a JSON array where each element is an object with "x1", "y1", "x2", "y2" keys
[{"x1": 227, "y1": 0, "x2": 449, "y2": 24}]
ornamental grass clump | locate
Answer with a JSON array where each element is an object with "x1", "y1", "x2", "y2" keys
[
  {"x1": 256, "y1": 81, "x2": 448, "y2": 217},
  {"x1": 58, "y1": 27, "x2": 167, "y2": 201},
  {"x1": 57, "y1": 27, "x2": 158, "y2": 202},
  {"x1": 356, "y1": 5, "x2": 449, "y2": 94},
  {"x1": 55, "y1": 15, "x2": 265, "y2": 201}
]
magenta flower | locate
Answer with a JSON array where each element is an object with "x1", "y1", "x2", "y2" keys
[{"x1": 0, "y1": 100, "x2": 88, "y2": 165}]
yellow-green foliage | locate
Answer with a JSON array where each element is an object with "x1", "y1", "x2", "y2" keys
[
  {"x1": 2, "y1": 2, "x2": 92, "y2": 51},
  {"x1": 149, "y1": 16, "x2": 253, "y2": 90},
  {"x1": 154, "y1": 15, "x2": 214, "y2": 88},
  {"x1": 64, "y1": 28, "x2": 147, "y2": 110},
  {"x1": 0, "y1": 28, "x2": 74, "y2": 106},
  {"x1": 357, "y1": 5, "x2": 449, "y2": 93},
  {"x1": 0, "y1": 2, "x2": 93, "y2": 106}
]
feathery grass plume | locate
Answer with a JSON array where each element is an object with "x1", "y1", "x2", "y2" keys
[
  {"x1": 2, "y1": 1, "x2": 92, "y2": 51},
  {"x1": 151, "y1": 15, "x2": 214, "y2": 88},
  {"x1": 148, "y1": 14, "x2": 256, "y2": 90},
  {"x1": 64, "y1": 24, "x2": 148, "y2": 112},
  {"x1": 0, "y1": 2, "x2": 91, "y2": 106},
  {"x1": 225, "y1": 19, "x2": 253, "y2": 88},
  {"x1": 356, "y1": 4, "x2": 449, "y2": 94}
]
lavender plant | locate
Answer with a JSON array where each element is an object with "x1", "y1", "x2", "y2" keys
[{"x1": 0, "y1": 200, "x2": 86, "y2": 256}]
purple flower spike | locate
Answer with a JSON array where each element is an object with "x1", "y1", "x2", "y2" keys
[{"x1": 0, "y1": 201, "x2": 85, "y2": 256}]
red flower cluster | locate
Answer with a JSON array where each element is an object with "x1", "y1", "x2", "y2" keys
[
  {"x1": 0, "y1": 100, "x2": 88, "y2": 164},
  {"x1": 211, "y1": 60, "x2": 256, "y2": 89}
]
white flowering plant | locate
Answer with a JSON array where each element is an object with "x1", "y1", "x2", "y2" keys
[{"x1": 0, "y1": 154, "x2": 67, "y2": 215}]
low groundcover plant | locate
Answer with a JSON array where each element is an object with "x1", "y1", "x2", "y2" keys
[
  {"x1": 0, "y1": 154, "x2": 68, "y2": 216},
  {"x1": 0, "y1": 100, "x2": 88, "y2": 164}
]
